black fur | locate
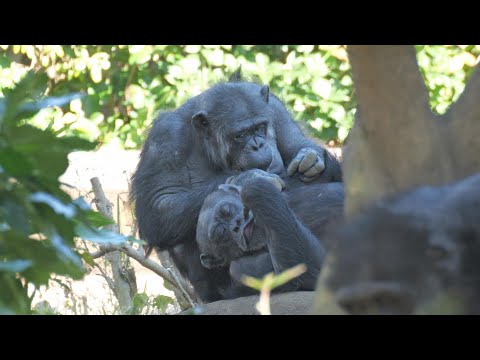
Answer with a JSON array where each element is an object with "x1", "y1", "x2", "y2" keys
[
  {"x1": 326, "y1": 172, "x2": 480, "y2": 315},
  {"x1": 196, "y1": 178, "x2": 344, "y2": 300},
  {"x1": 130, "y1": 74, "x2": 342, "y2": 302}
]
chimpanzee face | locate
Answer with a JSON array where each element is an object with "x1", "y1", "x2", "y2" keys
[
  {"x1": 191, "y1": 83, "x2": 283, "y2": 173},
  {"x1": 326, "y1": 208, "x2": 475, "y2": 315},
  {"x1": 196, "y1": 184, "x2": 267, "y2": 269}
]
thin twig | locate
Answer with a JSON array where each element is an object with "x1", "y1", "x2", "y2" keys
[
  {"x1": 90, "y1": 242, "x2": 192, "y2": 303},
  {"x1": 94, "y1": 262, "x2": 116, "y2": 295},
  {"x1": 167, "y1": 267, "x2": 195, "y2": 308}
]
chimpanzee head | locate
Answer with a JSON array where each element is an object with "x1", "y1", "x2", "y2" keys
[
  {"x1": 196, "y1": 184, "x2": 267, "y2": 269},
  {"x1": 191, "y1": 82, "x2": 282, "y2": 173},
  {"x1": 325, "y1": 205, "x2": 480, "y2": 315}
]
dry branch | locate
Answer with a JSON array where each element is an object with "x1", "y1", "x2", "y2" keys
[
  {"x1": 89, "y1": 177, "x2": 196, "y2": 309},
  {"x1": 90, "y1": 177, "x2": 134, "y2": 313}
]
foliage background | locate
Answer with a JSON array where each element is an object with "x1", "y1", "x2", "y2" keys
[{"x1": 2, "y1": 45, "x2": 479, "y2": 149}]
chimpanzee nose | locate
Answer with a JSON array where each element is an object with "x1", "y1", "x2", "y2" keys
[
  {"x1": 251, "y1": 143, "x2": 264, "y2": 151},
  {"x1": 250, "y1": 138, "x2": 265, "y2": 151},
  {"x1": 218, "y1": 204, "x2": 233, "y2": 219},
  {"x1": 231, "y1": 218, "x2": 242, "y2": 233},
  {"x1": 334, "y1": 281, "x2": 415, "y2": 315}
]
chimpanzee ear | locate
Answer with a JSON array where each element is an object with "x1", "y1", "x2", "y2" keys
[
  {"x1": 218, "y1": 184, "x2": 242, "y2": 195},
  {"x1": 260, "y1": 85, "x2": 269, "y2": 103},
  {"x1": 192, "y1": 111, "x2": 209, "y2": 132},
  {"x1": 200, "y1": 254, "x2": 226, "y2": 269}
]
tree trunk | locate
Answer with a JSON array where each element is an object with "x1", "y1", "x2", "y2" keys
[{"x1": 344, "y1": 45, "x2": 480, "y2": 217}]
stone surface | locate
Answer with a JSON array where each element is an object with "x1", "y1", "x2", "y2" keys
[{"x1": 183, "y1": 291, "x2": 316, "y2": 315}]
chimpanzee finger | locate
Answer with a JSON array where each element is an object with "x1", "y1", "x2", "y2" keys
[
  {"x1": 287, "y1": 156, "x2": 302, "y2": 176},
  {"x1": 266, "y1": 175, "x2": 285, "y2": 191},
  {"x1": 303, "y1": 159, "x2": 325, "y2": 178},
  {"x1": 300, "y1": 174, "x2": 318, "y2": 183},
  {"x1": 298, "y1": 150, "x2": 318, "y2": 173}
]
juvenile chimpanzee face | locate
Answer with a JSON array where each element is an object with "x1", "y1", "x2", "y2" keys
[
  {"x1": 191, "y1": 83, "x2": 283, "y2": 173},
  {"x1": 196, "y1": 184, "x2": 267, "y2": 269},
  {"x1": 325, "y1": 208, "x2": 477, "y2": 315}
]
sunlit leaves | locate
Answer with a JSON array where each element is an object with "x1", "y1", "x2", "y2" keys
[
  {"x1": 131, "y1": 292, "x2": 174, "y2": 314},
  {"x1": 74, "y1": 223, "x2": 136, "y2": 245},
  {"x1": 1, "y1": 45, "x2": 479, "y2": 147},
  {"x1": 241, "y1": 263, "x2": 307, "y2": 292},
  {"x1": 0, "y1": 72, "x2": 131, "y2": 314},
  {"x1": 416, "y1": 45, "x2": 480, "y2": 115}
]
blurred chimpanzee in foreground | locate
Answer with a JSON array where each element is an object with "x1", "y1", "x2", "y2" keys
[{"x1": 326, "y1": 172, "x2": 480, "y2": 315}]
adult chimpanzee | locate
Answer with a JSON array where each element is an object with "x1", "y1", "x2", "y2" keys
[
  {"x1": 130, "y1": 75, "x2": 342, "y2": 302},
  {"x1": 325, "y1": 172, "x2": 480, "y2": 315},
  {"x1": 195, "y1": 178, "x2": 344, "y2": 299}
]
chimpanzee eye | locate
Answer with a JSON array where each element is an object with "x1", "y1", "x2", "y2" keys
[
  {"x1": 255, "y1": 124, "x2": 267, "y2": 135},
  {"x1": 234, "y1": 133, "x2": 246, "y2": 142}
]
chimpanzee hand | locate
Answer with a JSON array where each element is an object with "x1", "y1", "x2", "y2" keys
[
  {"x1": 240, "y1": 177, "x2": 284, "y2": 210},
  {"x1": 287, "y1": 147, "x2": 326, "y2": 182},
  {"x1": 226, "y1": 169, "x2": 285, "y2": 191}
]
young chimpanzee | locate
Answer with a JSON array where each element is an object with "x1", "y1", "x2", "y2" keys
[{"x1": 196, "y1": 178, "x2": 344, "y2": 299}]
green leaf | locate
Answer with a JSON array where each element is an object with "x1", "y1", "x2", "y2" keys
[
  {"x1": 71, "y1": 196, "x2": 92, "y2": 211},
  {"x1": 240, "y1": 275, "x2": 264, "y2": 291},
  {"x1": 241, "y1": 264, "x2": 307, "y2": 292},
  {"x1": 74, "y1": 222, "x2": 133, "y2": 244},
  {"x1": 2, "y1": 231, "x2": 84, "y2": 285},
  {"x1": 14, "y1": 93, "x2": 84, "y2": 123},
  {"x1": 8, "y1": 125, "x2": 95, "y2": 179},
  {"x1": 133, "y1": 292, "x2": 149, "y2": 311},
  {"x1": 0, "y1": 148, "x2": 33, "y2": 177},
  {"x1": 82, "y1": 209, "x2": 116, "y2": 228},
  {"x1": 2, "y1": 71, "x2": 49, "y2": 126},
  {"x1": 0, "y1": 260, "x2": 33, "y2": 272},
  {"x1": 80, "y1": 251, "x2": 95, "y2": 267},
  {"x1": 0, "y1": 55, "x2": 12, "y2": 69},
  {"x1": 50, "y1": 230, "x2": 83, "y2": 267},
  {"x1": 0, "y1": 274, "x2": 31, "y2": 314},
  {"x1": 0, "y1": 198, "x2": 30, "y2": 236},
  {"x1": 82, "y1": 94, "x2": 101, "y2": 116},
  {"x1": 30, "y1": 192, "x2": 77, "y2": 218},
  {"x1": 153, "y1": 294, "x2": 174, "y2": 313},
  {"x1": 58, "y1": 135, "x2": 97, "y2": 152},
  {"x1": 269, "y1": 264, "x2": 306, "y2": 289}
]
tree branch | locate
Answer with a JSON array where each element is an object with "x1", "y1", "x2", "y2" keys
[
  {"x1": 348, "y1": 45, "x2": 434, "y2": 133},
  {"x1": 446, "y1": 66, "x2": 480, "y2": 177},
  {"x1": 90, "y1": 177, "x2": 134, "y2": 313},
  {"x1": 90, "y1": 242, "x2": 196, "y2": 308},
  {"x1": 446, "y1": 65, "x2": 480, "y2": 123},
  {"x1": 343, "y1": 45, "x2": 457, "y2": 216}
]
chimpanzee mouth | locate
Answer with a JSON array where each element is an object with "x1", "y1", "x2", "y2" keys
[{"x1": 239, "y1": 212, "x2": 254, "y2": 251}]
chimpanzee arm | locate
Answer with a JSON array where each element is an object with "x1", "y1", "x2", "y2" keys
[
  {"x1": 169, "y1": 242, "x2": 232, "y2": 303},
  {"x1": 221, "y1": 252, "x2": 275, "y2": 299},
  {"x1": 269, "y1": 95, "x2": 342, "y2": 182},
  {"x1": 131, "y1": 113, "x2": 232, "y2": 250},
  {"x1": 241, "y1": 178, "x2": 326, "y2": 291}
]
